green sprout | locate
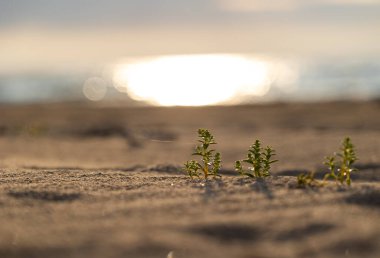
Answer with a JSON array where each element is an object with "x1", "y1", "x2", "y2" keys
[
  {"x1": 235, "y1": 140, "x2": 278, "y2": 178},
  {"x1": 184, "y1": 129, "x2": 222, "y2": 179},
  {"x1": 297, "y1": 171, "x2": 321, "y2": 188},
  {"x1": 323, "y1": 137, "x2": 358, "y2": 186}
]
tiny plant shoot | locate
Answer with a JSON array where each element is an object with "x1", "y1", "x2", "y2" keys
[
  {"x1": 297, "y1": 171, "x2": 321, "y2": 188},
  {"x1": 323, "y1": 137, "x2": 358, "y2": 186},
  {"x1": 184, "y1": 129, "x2": 221, "y2": 179},
  {"x1": 235, "y1": 140, "x2": 278, "y2": 178}
]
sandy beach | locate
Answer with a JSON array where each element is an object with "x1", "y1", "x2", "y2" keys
[{"x1": 0, "y1": 101, "x2": 380, "y2": 258}]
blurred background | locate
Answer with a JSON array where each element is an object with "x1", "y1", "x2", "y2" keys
[{"x1": 1, "y1": 0, "x2": 380, "y2": 105}]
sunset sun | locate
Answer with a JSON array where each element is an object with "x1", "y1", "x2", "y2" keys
[{"x1": 113, "y1": 54, "x2": 273, "y2": 106}]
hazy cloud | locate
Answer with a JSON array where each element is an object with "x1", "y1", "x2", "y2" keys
[
  {"x1": 0, "y1": 0, "x2": 379, "y2": 28},
  {"x1": 0, "y1": 0, "x2": 220, "y2": 28},
  {"x1": 0, "y1": 0, "x2": 379, "y2": 72},
  {"x1": 217, "y1": 0, "x2": 380, "y2": 12},
  {"x1": 217, "y1": 0, "x2": 299, "y2": 12}
]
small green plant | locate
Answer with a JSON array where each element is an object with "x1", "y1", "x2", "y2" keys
[
  {"x1": 297, "y1": 171, "x2": 321, "y2": 188},
  {"x1": 323, "y1": 137, "x2": 358, "y2": 186},
  {"x1": 184, "y1": 129, "x2": 222, "y2": 179},
  {"x1": 235, "y1": 140, "x2": 278, "y2": 178}
]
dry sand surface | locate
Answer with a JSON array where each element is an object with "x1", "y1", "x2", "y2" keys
[{"x1": 0, "y1": 101, "x2": 380, "y2": 258}]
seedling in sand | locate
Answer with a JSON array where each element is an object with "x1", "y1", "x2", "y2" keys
[
  {"x1": 235, "y1": 140, "x2": 278, "y2": 178},
  {"x1": 323, "y1": 137, "x2": 358, "y2": 186},
  {"x1": 184, "y1": 129, "x2": 221, "y2": 179},
  {"x1": 297, "y1": 171, "x2": 321, "y2": 188}
]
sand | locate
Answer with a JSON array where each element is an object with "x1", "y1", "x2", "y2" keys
[{"x1": 0, "y1": 101, "x2": 380, "y2": 258}]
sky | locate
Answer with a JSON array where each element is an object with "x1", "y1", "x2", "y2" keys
[{"x1": 1, "y1": 0, "x2": 380, "y2": 73}]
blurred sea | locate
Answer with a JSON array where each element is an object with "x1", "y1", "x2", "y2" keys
[{"x1": 0, "y1": 56, "x2": 379, "y2": 105}]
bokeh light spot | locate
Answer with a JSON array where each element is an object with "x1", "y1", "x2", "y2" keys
[{"x1": 82, "y1": 77, "x2": 107, "y2": 101}]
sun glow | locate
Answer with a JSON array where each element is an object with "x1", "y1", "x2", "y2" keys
[{"x1": 113, "y1": 54, "x2": 281, "y2": 106}]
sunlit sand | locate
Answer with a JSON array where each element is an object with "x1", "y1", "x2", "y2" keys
[{"x1": 1, "y1": 102, "x2": 380, "y2": 258}]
